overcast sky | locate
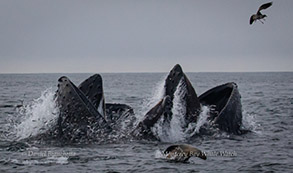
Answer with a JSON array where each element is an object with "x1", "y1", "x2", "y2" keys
[{"x1": 0, "y1": 0, "x2": 292, "y2": 73}]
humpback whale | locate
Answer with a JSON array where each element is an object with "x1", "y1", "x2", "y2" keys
[
  {"x1": 199, "y1": 82, "x2": 244, "y2": 134},
  {"x1": 35, "y1": 64, "x2": 245, "y2": 143},
  {"x1": 132, "y1": 64, "x2": 202, "y2": 140},
  {"x1": 164, "y1": 64, "x2": 201, "y2": 124},
  {"x1": 53, "y1": 74, "x2": 133, "y2": 143},
  {"x1": 55, "y1": 76, "x2": 111, "y2": 143},
  {"x1": 132, "y1": 64, "x2": 245, "y2": 139}
]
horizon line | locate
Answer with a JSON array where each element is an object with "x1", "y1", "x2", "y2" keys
[{"x1": 0, "y1": 70, "x2": 292, "y2": 75}]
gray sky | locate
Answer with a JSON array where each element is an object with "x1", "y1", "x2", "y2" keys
[{"x1": 0, "y1": 0, "x2": 292, "y2": 73}]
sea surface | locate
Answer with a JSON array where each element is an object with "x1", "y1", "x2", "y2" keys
[{"x1": 0, "y1": 72, "x2": 292, "y2": 172}]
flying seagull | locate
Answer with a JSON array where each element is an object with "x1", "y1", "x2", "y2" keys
[{"x1": 250, "y1": 2, "x2": 273, "y2": 25}]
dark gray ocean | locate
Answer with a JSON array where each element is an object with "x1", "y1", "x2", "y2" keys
[{"x1": 0, "y1": 72, "x2": 292, "y2": 172}]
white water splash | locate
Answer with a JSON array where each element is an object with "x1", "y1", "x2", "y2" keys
[
  {"x1": 97, "y1": 97, "x2": 105, "y2": 117},
  {"x1": 165, "y1": 78, "x2": 187, "y2": 142},
  {"x1": 152, "y1": 78, "x2": 187, "y2": 142},
  {"x1": 151, "y1": 77, "x2": 213, "y2": 142},
  {"x1": 242, "y1": 111, "x2": 262, "y2": 134},
  {"x1": 146, "y1": 76, "x2": 166, "y2": 109},
  {"x1": 195, "y1": 106, "x2": 210, "y2": 132},
  {"x1": 10, "y1": 157, "x2": 68, "y2": 165},
  {"x1": 154, "y1": 149, "x2": 165, "y2": 159},
  {"x1": 137, "y1": 75, "x2": 166, "y2": 122},
  {"x1": 184, "y1": 106, "x2": 210, "y2": 138},
  {"x1": 14, "y1": 88, "x2": 59, "y2": 140}
]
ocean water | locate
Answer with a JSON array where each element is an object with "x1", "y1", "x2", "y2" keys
[{"x1": 0, "y1": 72, "x2": 292, "y2": 172}]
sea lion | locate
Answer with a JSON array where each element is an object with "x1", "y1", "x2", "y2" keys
[{"x1": 164, "y1": 144, "x2": 207, "y2": 162}]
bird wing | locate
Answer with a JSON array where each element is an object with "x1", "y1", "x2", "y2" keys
[
  {"x1": 257, "y1": 2, "x2": 273, "y2": 13},
  {"x1": 249, "y1": 15, "x2": 255, "y2": 25}
]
